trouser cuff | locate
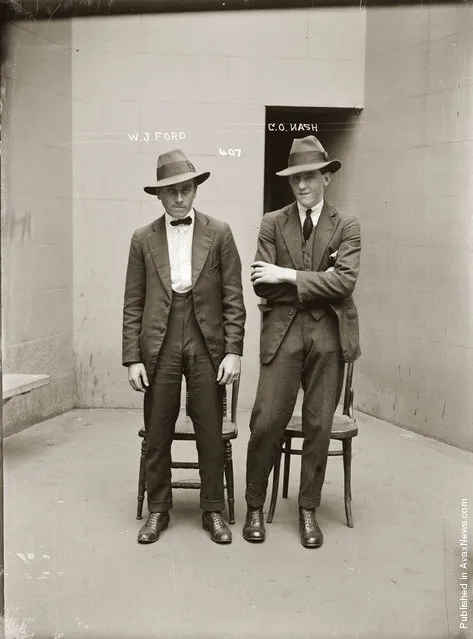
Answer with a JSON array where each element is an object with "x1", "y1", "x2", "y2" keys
[
  {"x1": 200, "y1": 497, "x2": 225, "y2": 512},
  {"x1": 245, "y1": 491, "x2": 266, "y2": 509},
  {"x1": 148, "y1": 499, "x2": 173, "y2": 513},
  {"x1": 298, "y1": 494, "x2": 321, "y2": 510}
]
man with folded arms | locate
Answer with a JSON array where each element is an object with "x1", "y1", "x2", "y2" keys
[
  {"x1": 243, "y1": 136, "x2": 361, "y2": 548},
  {"x1": 123, "y1": 149, "x2": 245, "y2": 545}
]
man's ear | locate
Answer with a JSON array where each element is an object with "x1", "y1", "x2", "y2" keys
[
  {"x1": 156, "y1": 188, "x2": 162, "y2": 201},
  {"x1": 323, "y1": 172, "x2": 333, "y2": 186}
]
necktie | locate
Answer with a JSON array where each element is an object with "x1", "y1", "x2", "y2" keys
[
  {"x1": 170, "y1": 216, "x2": 192, "y2": 227},
  {"x1": 302, "y1": 209, "x2": 313, "y2": 242}
]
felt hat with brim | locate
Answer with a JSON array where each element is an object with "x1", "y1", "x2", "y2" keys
[
  {"x1": 144, "y1": 149, "x2": 210, "y2": 195},
  {"x1": 276, "y1": 135, "x2": 341, "y2": 177}
]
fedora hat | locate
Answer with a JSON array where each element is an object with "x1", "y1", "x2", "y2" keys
[
  {"x1": 144, "y1": 149, "x2": 210, "y2": 195},
  {"x1": 276, "y1": 136, "x2": 341, "y2": 177}
]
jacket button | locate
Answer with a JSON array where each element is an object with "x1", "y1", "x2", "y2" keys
[{"x1": 288, "y1": 310, "x2": 294, "y2": 316}]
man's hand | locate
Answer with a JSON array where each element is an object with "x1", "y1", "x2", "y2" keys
[
  {"x1": 251, "y1": 261, "x2": 297, "y2": 286},
  {"x1": 217, "y1": 354, "x2": 241, "y2": 386},
  {"x1": 128, "y1": 363, "x2": 149, "y2": 392}
]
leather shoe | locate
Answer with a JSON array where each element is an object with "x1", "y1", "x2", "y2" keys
[
  {"x1": 243, "y1": 507, "x2": 265, "y2": 543},
  {"x1": 202, "y1": 511, "x2": 232, "y2": 544},
  {"x1": 299, "y1": 508, "x2": 323, "y2": 548},
  {"x1": 137, "y1": 512, "x2": 170, "y2": 544}
]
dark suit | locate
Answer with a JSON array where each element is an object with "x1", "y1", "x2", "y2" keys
[
  {"x1": 123, "y1": 210, "x2": 246, "y2": 513},
  {"x1": 246, "y1": 200, "x2": 361, "y2": 510}
]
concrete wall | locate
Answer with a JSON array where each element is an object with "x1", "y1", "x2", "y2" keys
[
  {"x1": 4, "y1": 6, "x2": 471, "y2": 453},
  {"x1": 355, "y1": 5, "x2": 473, "y2": 450},
  {"x1": 71, "y1": 9, "x2": 366, "y2": 409},
  {"x1": 1, "y1": 21, "x2": 75, "y2": 434},
  {"x1": 2, "y1": 7, "x2": 471, "y2": 452}
]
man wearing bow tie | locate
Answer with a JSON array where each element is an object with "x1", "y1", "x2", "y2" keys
[
  {"x1": 243, "y1": 136, "x2": 361, "y2": 548},
  {"x1": 122, "y1": 149, "x2": 246, "y2": 545}
]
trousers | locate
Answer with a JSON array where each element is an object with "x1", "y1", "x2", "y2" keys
[
  {"x1": 245, "y1": 308, "x2": 344, "y2": 510},
  {"x1": 143, "y1": 291, "x2": 225, "y2": 513}
]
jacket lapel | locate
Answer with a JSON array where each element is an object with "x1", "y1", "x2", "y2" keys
[
  {"x1": 192, "y1": 210, "x2": 215, "y2": 285},
  {"x1": 146, "y1": 216, "x2": 172, "y2": 300},
  {"x1": 278, "y1": 203, "x2": 304, "y2": 270},
  {"x1": 312, "y1": 201, "x2": 339, "y2": 270}
]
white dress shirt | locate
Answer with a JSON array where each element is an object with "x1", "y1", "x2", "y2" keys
[
  {"x1": 297, "y1": 198, "x2": 324, "y2": 231},
  {"x1": 165, "y1": 208, "x2": 194, "y2": 293}
]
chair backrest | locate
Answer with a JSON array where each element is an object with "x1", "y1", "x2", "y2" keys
[
  {"x1": 342, "y1": 362, "x2": 355, "y2": 419},
  {"x1": 229, "y1": 377, "x2": 240, "y2": 425},
  {"x1": 184, "y1": 378, "x2": 241, "y2": 426}
]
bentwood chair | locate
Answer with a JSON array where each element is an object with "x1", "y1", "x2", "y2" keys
[
  {"x1": 267, "y1": 362, "x2": 358, "y2": 528},
  {"x1": 136, "y1": 378, "x2": 240, "y2": 524}
]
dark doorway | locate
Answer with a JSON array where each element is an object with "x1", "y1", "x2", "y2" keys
[{"x1": 264, "y1": 106, "x2": 362, "y2": 213}]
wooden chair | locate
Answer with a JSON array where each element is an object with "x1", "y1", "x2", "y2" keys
[
  {"x1": 267, "y1": 362, "x2": 357, "y2": 528},
  {"x1": 136, "y1": 378, "x2": 240, "y2": 524}
]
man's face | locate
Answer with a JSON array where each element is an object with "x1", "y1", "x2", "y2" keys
[
  {"x1": 288, "y1": 170, "x2": 332, "y2": 209},
  {"x1": 157, "y1": 179, "x2": 197, "y2": 218}
]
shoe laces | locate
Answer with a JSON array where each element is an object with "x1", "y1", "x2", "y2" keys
[
  {"x1": 250, "y1": 508, "x2": 263, "y2": 525},
  {"x1": 302, "y1": 509, "x2": 316, "y2": 531},
  {"x1": 147, "y1": 513, "x2": 161, "y2": 524},
  {"x1": 208, "y1": 512, "x2": 224, "y2": 526}
]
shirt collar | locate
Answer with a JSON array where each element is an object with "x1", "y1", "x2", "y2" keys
[
  {"x1": 165, "y1": 208, "x2": 195, "y2": 227},
  {"x1": 297, "y1": 199, "x2": 324, "y2": 218}
]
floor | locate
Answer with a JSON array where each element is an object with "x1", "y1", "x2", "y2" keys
[{"x1": 3, "y1": 408, "x2": 473, "y2": 639}]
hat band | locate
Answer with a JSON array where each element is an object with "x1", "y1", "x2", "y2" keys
[
  {"x1": 288, "y1": 150, "x2": 330, "y2": 167},
  {"x1": 156, "y1": 160, "x2": 196, "y2": 181}
]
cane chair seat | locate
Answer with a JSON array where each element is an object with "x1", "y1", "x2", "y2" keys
[
  {"x1": 138, "y1": 414, "x2": 238, "y2": 441},
  {"x1": 286, "y1": 412, "x2": 358, "y2": 440}
]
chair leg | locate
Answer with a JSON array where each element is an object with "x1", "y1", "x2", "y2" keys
[
  {"x1": 267, "y1": 447, "x2": 282, "y2": 524},
  {"x1": 343, "y1": 438, "x2": 354, "y2": 528},
  {"x1": 224, "y1": 441, "x2": 235, "y2": 524},
  {"x1": 282, "y1": 437, "x2": 292, "y2": 498},
  {"x1": 137, "y1": 437, "x2": 147, "y2": 520}
]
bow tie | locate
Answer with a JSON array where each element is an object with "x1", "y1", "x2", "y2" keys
[{"x1": 170, "y1": 216, "x2": 192, "y2": 227}]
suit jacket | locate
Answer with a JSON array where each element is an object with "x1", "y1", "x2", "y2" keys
[
  {"x1": 254, "y1": 200, "x2": 361, "y2": 364},
  {"x1": 122, "y1": 210, "x2": 246, "y2": 380}
]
